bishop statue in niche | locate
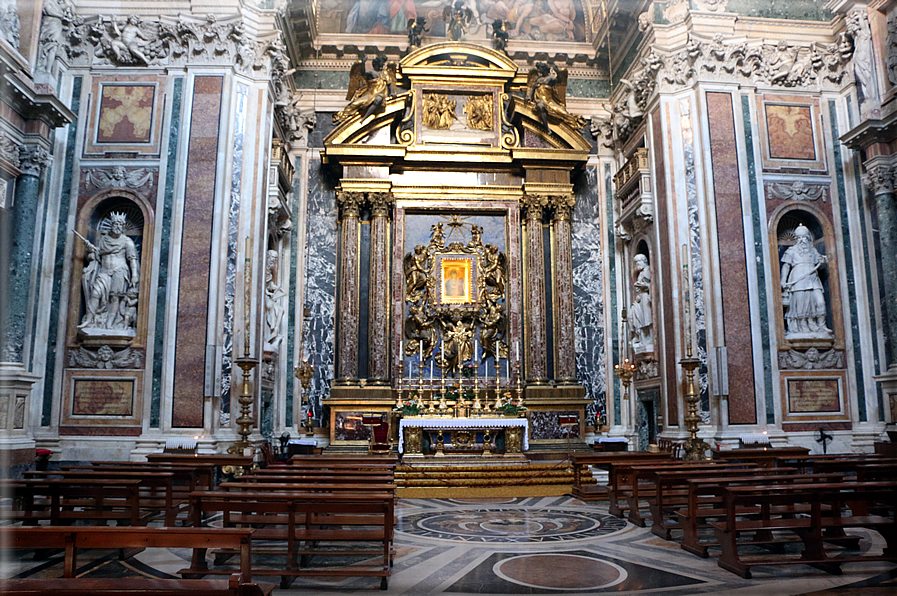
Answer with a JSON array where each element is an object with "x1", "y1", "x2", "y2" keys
[
  {"x1": 780, "y1": 223, "x2": 832, "y2": 340},
  {"x1": 77, "y1": 211, "x2": 140, "y2": 334}
]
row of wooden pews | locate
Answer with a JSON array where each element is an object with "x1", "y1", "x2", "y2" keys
[
  {"x1": 3, "y1": 453, "x2": 398, "y2": 593},
  {"x1": 574, "y1": 450, "x2": 897, "y2": 579},
  {"x1": 179, "y1": 454, "x2": 398, "y2": 590}
]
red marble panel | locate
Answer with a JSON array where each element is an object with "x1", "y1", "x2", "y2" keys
[
  {"x1": 653, "y1": 107, "x2": 678, "y2": 426},
  {"x1": 706, "y1": 92, "x2": 757, "y2": 425},
  {"x1": 172, "y1": 76, "x2": 223, "y2": 428},
  {"x1": 96, "y1": 85, "x2": 155, "y2": 144},
  {"x1": 764, "y1": 104, "x2": 815, "y2": 161}
]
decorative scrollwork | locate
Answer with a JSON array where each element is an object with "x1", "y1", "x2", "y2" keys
[{"x1": 403, "y1": 217, "x2": 509, "y2": 375}]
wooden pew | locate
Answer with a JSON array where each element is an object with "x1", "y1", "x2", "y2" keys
[
  {"x1": 644, "y1": 466, "x2": 788, "y2": 535},
  {"x1": 25, "y1": 470, "x2": 178, "y2": 526},
  {"x1": 3, "y1": 478, "x2": 142, "y2": 526},
  {"x1": 80, "y1": 460, "x2": 217, "y2": 490},
  {"x1": 569, "y1": 452, "x2": 672, "y2": 501},
  {"x1": 676, "y1": 472, "x2": 845, "y2": 557},
  {"x1": 1, "y1": 526, "x2": 255, "y2": 582},
  {"x1": 185, "y1": 489, "x2": 394, "y2": 590},
  {"x1": 711, "y1": 481, "x2": 897, "y2": 578},
  {"x1": 1, "y1": 575, "x2": 273, "y2": 596},
  {"x1": 710, "y1": 446, "x2": 810, "y2": 468},
  {"x1": 608, "y1": 461, "x2": 752, "y2": 519}
]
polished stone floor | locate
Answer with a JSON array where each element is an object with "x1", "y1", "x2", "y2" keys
[{"x1": 4, "y1": 496, "x2": 896, "y2": 595}]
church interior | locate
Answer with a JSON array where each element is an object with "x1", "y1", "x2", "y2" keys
[{"x1": 2, "y1": 0, "x2": 897, "y2": 594}]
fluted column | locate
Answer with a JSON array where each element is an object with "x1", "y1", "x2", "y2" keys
[
  {"x1": 863, "y1": 161, "x2": 897, "y2": 370},
  {"x1": 521, "y1": 194, "x2": 549, "y2": 383},
  {"x1": 551, "y1": 195, "x2": 577, "y2": 383},
  {"x1": 367, "y1": 192, "x2": 394, "y2": 384},
  {"x1": 335, "y1": 191, "x2": 363, "y2": 383},
  {"x1": 2, "y1": 145, "x2": 51, "y2": 362}
]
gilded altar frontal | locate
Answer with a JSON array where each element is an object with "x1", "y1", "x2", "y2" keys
[{"x1": 1, "y1": 0, "x2": 896, "y2": 472}]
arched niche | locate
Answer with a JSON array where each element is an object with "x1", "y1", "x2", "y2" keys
[
  {"x1": 67, "y1": 189, "x2": 155, "y2": 351},
  {"x1": 767, "y1": 202, "x2": 843, "y2": 352}
]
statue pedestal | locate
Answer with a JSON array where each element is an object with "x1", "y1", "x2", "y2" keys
[{"x1": 77, "y1": 327, "x2": 135, "y2": 348}]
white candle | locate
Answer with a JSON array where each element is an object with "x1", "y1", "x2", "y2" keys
[
  {"x1": 430, "y1": 361, "x2": 434, "y2": 380},
  {"x1": 419, "y1": 340, "x2": 423, "y2": 363},
  {"x1": 474, "y1": 339, "x2": 478, "y2": 362},
  {"x1": 485, "y1": 359, "x2": 488, "y2": 382},
  {"x1": 515, "y1": 341, "x2": 519, "y2": 361}
]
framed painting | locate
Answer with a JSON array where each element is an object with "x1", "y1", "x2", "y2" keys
[{"x1": 438, "y1": 255, "x2": 475, "y2": 304}]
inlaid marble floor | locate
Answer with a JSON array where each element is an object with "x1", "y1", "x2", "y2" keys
[{"x1": 4, "y1": 497, "x2": 896, "y2": 595}]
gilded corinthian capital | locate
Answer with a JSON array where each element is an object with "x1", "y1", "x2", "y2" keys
[
  {"x1": 550, "y1": 195, "x2": 576, "y2": 221},
  {"x1": 368, "y1": 192, "x2": 395, "y2": 218},
  {"x1": 336, "y1": 191, "x2": 364, "y2": 218},
  {"x1": 520, "y1": 194, "x2": 550, "y2": 220}
]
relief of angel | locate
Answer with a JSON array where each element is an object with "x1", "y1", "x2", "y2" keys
[
  {"x1": 479, "y1": 243, "x2": 506, "y2": 300},
  {"x1": 333, "y1": 54, "x2": 397, "y2": 123},
  {"x1": 405, "y1": 303, "x2": 437, "y2": 358},
  {"x1": 526, "y1": 62, "x2": 586, "y2": 130}
]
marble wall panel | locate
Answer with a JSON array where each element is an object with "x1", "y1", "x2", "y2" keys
[
  {"x1": 653, "y1": 107, "x2": 678, "y2": 426},
  {"x1": 573, "y1": 164, "x2": 606, "y2": 426},
  {"x1": 301, "y1": 158, "x2": 337, "y2": 425},
  {"x1": 219, "y1": 85, "x2": 249, "y2": 427},
  {"x1": 529, "y1": 410, "x2": 581, "y2": 440},
  {"x1": 171, "y1": 76, "x2": 223, "y2": 428},
  {"x1": 679, "y1": 98, "x2": 710, "y2": 417},
  {"x1": 42, "y1": 76, "x2": 83, "y2": 426},
  {"x1": 706, "y1": 92, "x2": 757, "y2": 425}
]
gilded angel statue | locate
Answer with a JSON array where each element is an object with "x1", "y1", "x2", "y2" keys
[
  {"x1": 526, "y1": 62, "x2": 586, "y2": 130},
  {"x1": 443, "y1": 1, "x2": 473, "y2": 42},
  {"x1": 333, "y1": 54, "x2": 397, "y2": 123}
]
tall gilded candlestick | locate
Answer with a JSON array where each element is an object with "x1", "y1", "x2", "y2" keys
[
  {"x1": 679, "y1": 244, "x2": 707, "y2": 460},
  {"x1": 228, "y1": 356, "x2": 259, "y2": 454}
]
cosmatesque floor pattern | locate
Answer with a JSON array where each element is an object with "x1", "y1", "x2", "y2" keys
[{"x1": 3, "y1": 496, "x2": 895, "y2": 595}]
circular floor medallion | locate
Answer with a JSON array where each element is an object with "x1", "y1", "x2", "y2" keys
[
  {"x1": 397, "y1": 507, "x2": 628, "y2": 542},
  {"x1": 494, "y1": 554, "x2": 627, "y2": 591}
]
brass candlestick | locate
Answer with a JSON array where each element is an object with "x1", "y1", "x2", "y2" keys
[
  {"x1": 680, "y1": 356, "x2": 707, "y2": 460},
  {"x1": 294, "y1": 359, "x2": 314, "y2": 436},
  {"x1": 472, "y1": 369, "x2": 483, "y2": 411},
  {"x1": 614, "y1": 357, "x2": 635, "y2": 401},
  {"x1": 228, "y1": 357, "x2": 259, "y2": 455}
]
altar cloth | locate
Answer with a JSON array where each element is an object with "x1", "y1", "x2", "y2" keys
[{"x1": 399, "y1": 417, "x2": 529, "y2": 454}]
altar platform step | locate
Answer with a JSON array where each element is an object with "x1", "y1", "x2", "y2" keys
[{"x1": 395, "y1": 458, "x2": 595, "y2": 499}]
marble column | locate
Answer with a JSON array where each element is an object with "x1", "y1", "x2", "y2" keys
[
  {"x1": 551, "y1": 194, "x2": 577, "y2": 383},
  {"x1": 521, "y1": 194, "x2": 549, "y2": 383},
  {"x1": 863, "y1": 161, "x2": 897, "y2": 370},
  {"x1": 367, "y1": 192, "x2": 394, "y2": 384},
  {"x1": 335, "y1": 191, "x2": 363, "y2": 383},
  {"x1": 2, "y1": 145, "x2": 51, "y2": 363}
]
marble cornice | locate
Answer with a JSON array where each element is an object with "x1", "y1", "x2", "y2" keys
[{"x1": 840, "y1": 109, "x2": 897, "y2": 150}]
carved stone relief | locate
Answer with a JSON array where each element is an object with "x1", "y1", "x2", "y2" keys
[
  {"x1": 18, "y1": 145, "x2": 52, "y2": 177},
  {"x1": 765, "y1": 181, "x2": 828, "y2": 202},
  {"x1": 778, "y1": 348, "x2": 845, "y2": 370},
  {"x1": 86, "y1": 167, "x2": 154, "y2": 192},
  {"x1": 0, "y1": 3, "x2": 20, "y2": 49},
  {"x1": 68, "y1": 344, "x2": 143, "y2": 368}
]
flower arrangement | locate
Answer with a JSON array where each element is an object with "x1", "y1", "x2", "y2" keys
[
  {"x1": 394, "y1": 398, "x2": 421, "y2": 417},
  {"x1": 459, "y1": 363, "x2": 477, "y2": 378},
  {"x1": 499, "y1": 393, "x2": 526, "y2": 416}
]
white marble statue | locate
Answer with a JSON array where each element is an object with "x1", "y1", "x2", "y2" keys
[
  {"x1": 847, "y1": 9, "x2": 879, "y2": 110},
  {"x1": 0, "y1": 3, "x2": 20, "y2": 49},
  {"x1": 78, "y1": 212, "x2": 140, "y2": 332},
  {"x1": 264, "y1": 249, "x2": 287, "y2": 354},
  {"x1": 780, "y1": 224, "x2": 832, "y2": 340},
  {"x1": 37, "y1": 0, "x2": 74, "y2": 73},
  {"x1": 108, "y1": 15, "x2": 153, "y2": 65},
  {"x1": 629, "y1": 253, "x2": 654, "y2": 353}
]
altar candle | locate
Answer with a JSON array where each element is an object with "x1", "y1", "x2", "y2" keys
[
  {"x1": 515, "y1": 341, "x2": 519, "y2": 361},
  {"x1": 474, "y1": 339, "x2": 478, "y2": 362},
  {"x1": 430, "y1": 361, "x2": 434, "y2": 380},
  {"x1": 485, "y1": 359, "x2": 489, "y2": 384},
  {"x1": 419, "y1": 340, "x2": 423, "y2": 363}
]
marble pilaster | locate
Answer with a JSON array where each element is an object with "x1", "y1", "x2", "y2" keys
[
  {"x1": 367, "y1": 192, "x2": 394, "y2": 384},
  {"x1": 521, "y1": 194, "x2": 549, "y2": 383},
  {"x1": 2, "y1": 145, "x2": 51, "y2": 363},
  {"x1": 550, "y1": 195, "x2": 577, "y2": 383},
  {"x1": 335, "y1": 191, "x2": 363, "y2": 383}
]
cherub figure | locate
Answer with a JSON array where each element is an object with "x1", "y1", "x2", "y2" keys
[
  {"x1": 334, "y1": 54, "x2": 397, "y2": 123},
  {"x1": 407, "y1": 16, "x2": 427, "y2": 48},
  {"x1": 526, "y1": 62, "x2": 586, "y2": 130},
  {"x1": 109, "y1": 15, "x2": 153, "y2": 65},
  {"x1": 443, "y1": 1, "x2": 473, "y2": 41},
  {"x1": 492, "y1": 19, "x2": 509, "y2": 54}
]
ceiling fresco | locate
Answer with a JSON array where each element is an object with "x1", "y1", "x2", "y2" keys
[{"x1": 314, "y1": 0, "x2": 590, "y2": 43}]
